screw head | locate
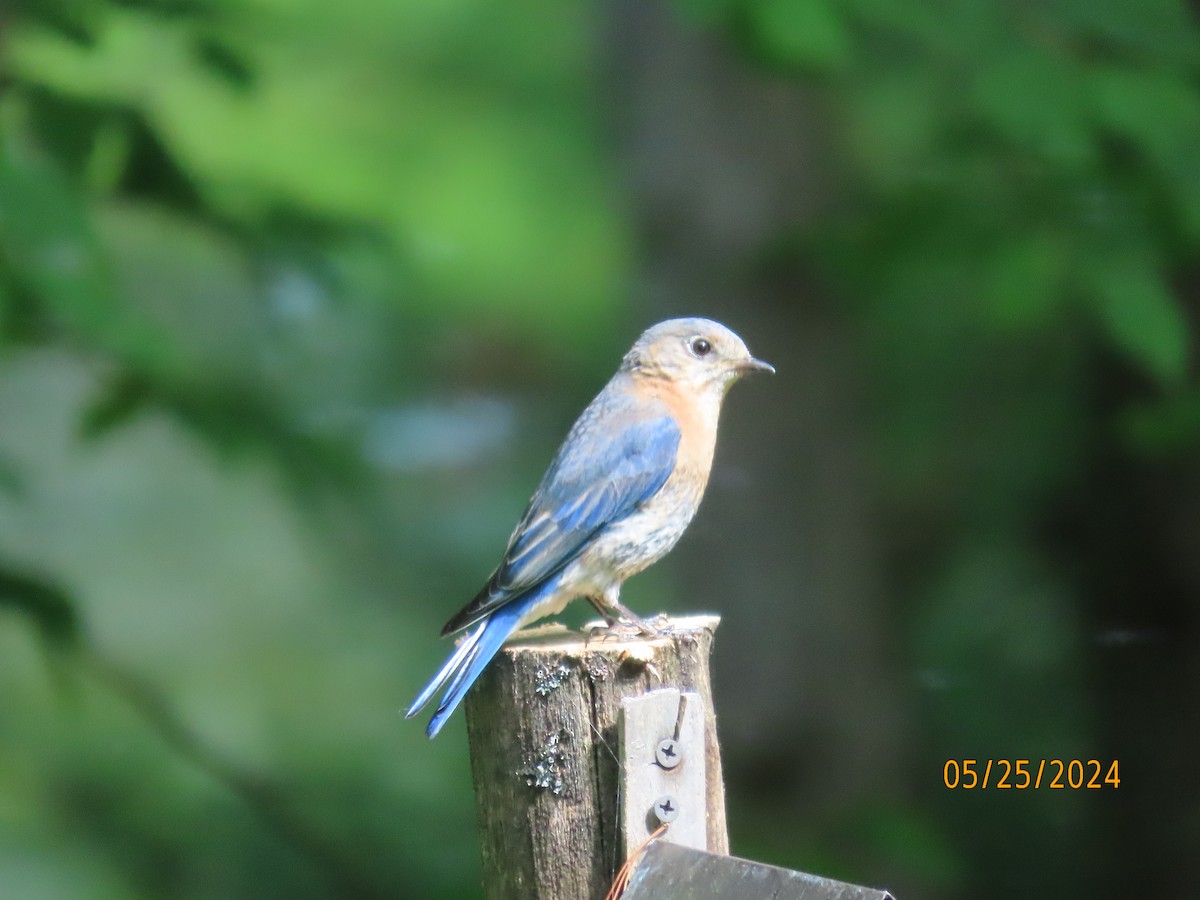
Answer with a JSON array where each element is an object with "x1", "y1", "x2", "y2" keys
[
  {"x1": 655, "y1": 738, "x2": 682, "y2": 769},
  {"x1": 652, "y1": 794, "x2": 680, "y2": 824}
]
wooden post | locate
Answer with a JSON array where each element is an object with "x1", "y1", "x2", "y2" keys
[{"x1": 463, "y1": 614, "x2": 728, "y2": 900}]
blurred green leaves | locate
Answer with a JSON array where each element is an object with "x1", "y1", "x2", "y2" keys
[
  {"x1": 1, "y1": 6, "x2": 627, "y2": 891},
  {"x1": 679, "y1": 4, "x2": 1198, "y2": 892},
  {"x1": 1, "y1": 0, "x2": 1197, "y2": 897},
  {"x1": 2, "y1": 0, "x2": 634, "y2": 502},
  {"x1": 5, "y1": 0, "x2": 627, "y2": 339},
  {"x1": 1089, "y1": 251, "x2": 1189, "y2": 385},
  {"x1": 749, "y1": 0, "x2": 851, "y2": 71},
  {"x1": 669, "y1": 9, "x2": 1198, "y2": 889},
  {"x1": 743, "y1": 0, "x2": 1200, "y2": 389},
  {"x1": 0, "y1": 134, "x2": 180, "y2": 371},
  {"x1": 0, "y1": 565, "x2": 81, "y2": 648}
]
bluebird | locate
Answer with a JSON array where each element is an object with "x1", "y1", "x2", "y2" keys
[{"x1": 406, "y1": 317, "x2": 773, "y2": 737}]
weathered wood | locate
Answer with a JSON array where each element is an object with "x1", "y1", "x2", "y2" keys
[{"x1": 464, "y1": 614, "x2": 727, "y2": 900}]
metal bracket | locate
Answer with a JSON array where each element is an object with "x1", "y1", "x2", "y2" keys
[
  {"x1": 622, "y1": 841, "x2": 897, "y2": 900},
  {"x1": 619, "y1": 687, "x2": 707, "y2": 853}
]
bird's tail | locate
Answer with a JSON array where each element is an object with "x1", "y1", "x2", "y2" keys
[{"x1": 405, "y1": 596, "x2": 533, "y2": 739}]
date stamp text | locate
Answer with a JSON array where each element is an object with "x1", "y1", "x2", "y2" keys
[{"x1": 943, "y1": 759, "x2": 1120, "y2": 790}]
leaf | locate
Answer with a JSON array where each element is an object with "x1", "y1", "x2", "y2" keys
[
  {"x1": 981, "y1": 233, "x2": 1067, "y2": 331},
  {"x1": 1088, "y1": 254, "x2": 1189, "y2": 385},
  {"x1": 0, "y1": 136, "x2": 184, "y2": 375},
  {"x1": 1121, "y1": 389, "x2": 1200, "y2": 457},
  {"x1": 749, "y1": 0, "x2": 851, "y2": 71},
  {"x1": 1056, "y1": 0, "x2": 1200, "y2": 67},
  {"x1": 193, "y1": 35, "x2": 256, "y2": 90},
  {"x1": 1089, "y1": 67, "x2": 1200, "y2": 168},
  {"x1": 79, "y1": 370, "x2": 156, "y2": 439},
  {"x1": 21, "y1": 6, "x2": 98, "y2": 46},
  {"x1": 103, "y1": 0, "x2": 219, "y2": 18},
  {"x1": 844, "y1": 72, "x2": 942, "y2": 182},
  {"x1": 0, "y1": 140, "x2": 117, "y2": 332},
  {"x1": 22, "y1": 84, "x2": 114, "y2": 179},
  {"x1": 0, "y1": 566, "x2": 82, "y2": 648},
  {"x1": 117, "y1": 113, "x2": 205, "y2": 212},
  {"x1": 971, "y1": 47, "x2": 1091, "y2": 165}
]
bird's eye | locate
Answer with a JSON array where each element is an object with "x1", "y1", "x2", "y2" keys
[{"x1": 690, "y1": 337, "x2": 712, "y2": 357}]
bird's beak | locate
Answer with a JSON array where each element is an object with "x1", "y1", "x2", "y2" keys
[{"x1": 737, "y1": 357, "x2": 775, "y2": 375}]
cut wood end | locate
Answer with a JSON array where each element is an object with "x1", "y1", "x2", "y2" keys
[{"x1": 502, "y1": 613, "x2": 721, "y2": 653}]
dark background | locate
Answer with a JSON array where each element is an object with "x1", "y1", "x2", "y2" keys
[{"x1": 2, "y1": 0, "x2": 1198, "y2": 897}]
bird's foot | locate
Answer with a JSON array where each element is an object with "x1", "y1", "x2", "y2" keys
[
  {"x1": 611, "y1": 599, "x2": 674, "y2": 636},
  {"x1": 585, "y1": 621, "x2": 647, "y2": 644},
  {"x1": 621, "y1": 614, "x2": 666, "y2": 638},
  {"x1": 584, "y1": 597, "x2": 668, "y2": 639},
  {"x1": 603, "y1": 607, "x2": 668, "y2": 639}
]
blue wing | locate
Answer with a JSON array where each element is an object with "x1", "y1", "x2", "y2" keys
[{"x1": 440, "y1": 404, "x2": 680, "y2": 635}]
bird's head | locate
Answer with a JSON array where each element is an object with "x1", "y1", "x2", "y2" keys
[{"x1": 621, "y1": 317, "x2": 774, "y2": 395}]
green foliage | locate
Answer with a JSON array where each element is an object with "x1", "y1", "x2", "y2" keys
[
  {"x1": 749, "y1": 0, "x2": 851, "y2": 71},
  {"x1": 1, "y1": 1, "x2": 620, "y2": 897},
  {"x1": 690, "y1": 0, "x2": 1200, "y2": 383},
  {"x1": 0, "y1": 564, "x2": 81, "y2": 647},
  {"x1": 1088, "y1": 249, "x2": 1190, "y2": 385},
  {"x1": 665, "y1": 1, "x2": 1198, "y2": 893},
  {"x1": 4, "y1": 0, "x2": 626, "y2": 337},
  {"x1": 2, "y1": 0, "x2": 1198, "y2": 897},
  {"x1": 810, "y1": 0, "x2": 1198, "y2": 385}
]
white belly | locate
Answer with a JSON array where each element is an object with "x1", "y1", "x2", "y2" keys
[{"x1": 520, "y1": 479, "x2": 702, "y2": 627}]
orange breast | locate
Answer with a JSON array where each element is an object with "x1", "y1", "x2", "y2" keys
[{"x1": 642, "y1": 378, "x2": 718, "y2": 494}]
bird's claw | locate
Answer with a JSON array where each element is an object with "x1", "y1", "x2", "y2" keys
[
  {"x1": 586, "y1": 612, "x2": 668, "y2": 640},
  {"x1": 622, "y1": 615, "x2": 667, "y2": 638}
]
